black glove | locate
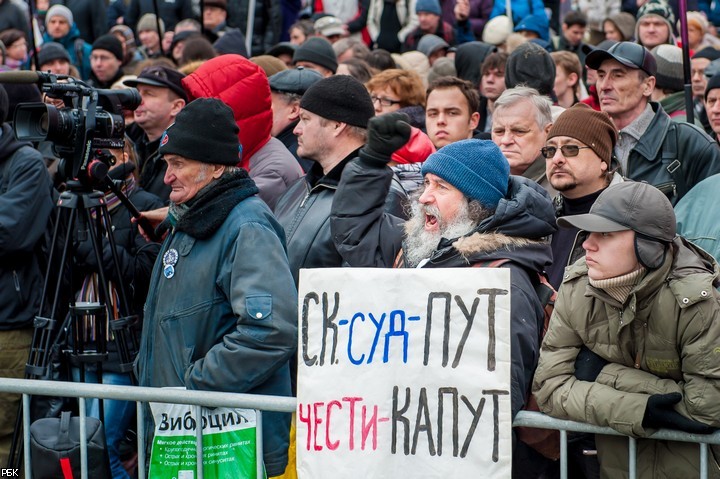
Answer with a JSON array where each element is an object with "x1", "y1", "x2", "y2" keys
[
  {"x1": 359, "y1": 112, "x2": 412, "y2": 165},
  {"x1": 573, "y1": 346, "x2": 608, "y2": 382},
  {"x1": 642, "y1": 393, "x2": 716, "y2": 434}
]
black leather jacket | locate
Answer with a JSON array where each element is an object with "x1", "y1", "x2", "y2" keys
[{"x1": 623, "y1": 102, "x2": 720, "y2": 205}]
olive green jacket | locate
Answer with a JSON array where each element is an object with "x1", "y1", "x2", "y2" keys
[{"x1": 532, "y1": 237, "x2": 720, "y2": 478}]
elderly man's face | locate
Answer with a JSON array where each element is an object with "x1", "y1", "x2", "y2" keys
[
  {"x1": 403, "y1": 173, "x2": 484, "y2": 266},
  {"x1": 691, "y1": 57, "x2": 711, "y2": 98},
  {"x1": 417, "y1": 173, "x2": 466, "y2": 233},
  {"x1": 271, "y1": 91, "x2": 299, "y2": 137},
  {"x1": 596, "y1": 59, "x2": 654, "y2": 126},
  {"x1": 583, "y1": 230, "x2": 639, "y2": 280},
  {"x1": 163, "y1": 154, "x2": 220, "y2": 204},
  {"x1": 492, "y1": 99, "x2": 550, "y2": 175}
]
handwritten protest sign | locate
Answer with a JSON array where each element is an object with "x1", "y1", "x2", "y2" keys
[{"x1": 296, "y1": 268, "x2": 512, "y2": 478}]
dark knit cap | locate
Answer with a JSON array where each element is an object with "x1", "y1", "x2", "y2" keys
[
  {"x1": 505, "y1": 41, "x2": 555, "y2": 96},
  {"x1": 422, "y1": 139, "x2": 509, "y2": 208},
  {"x1": 293, "y1": 37, "x2": 338, "y2": 73},
  {"x1": 159, "y1": 98, "x2": 241, "y2": 165},
  {"x1": 38, "y1": 42, "x2": 71, "y2": 68},
  {"x1": 300, "y1": 75, "x2": 374, "y2": 127},
  {"x1": 547, "y1": 104, "x2": 617, "y2": 164},
  {"x1": 705, "y1": 72, "x2": 720, "y2": 100},
  {"x1": 693, "y1": 47, "x2": 720, "y2": 62},
  {"x1": 213, "y1": 29, "x2": 249, "y2": 57},
  {"x1": 651, "y1": 44, "x2": 683, "y2": 92},
  {"x1": 92, "y1": 34, "x2": 124, "y2": 61},
  {"x1": 0, "y1": 85, "x2": 8, "y2": 124}
]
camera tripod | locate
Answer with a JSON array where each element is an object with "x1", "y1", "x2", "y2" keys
[{"x1": 8, "y1": 174, "x2": 147, "y2": 472}]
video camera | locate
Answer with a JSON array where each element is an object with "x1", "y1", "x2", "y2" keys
[{"x1": 5, "y1": 71, "x2": 140, "y2": 187}]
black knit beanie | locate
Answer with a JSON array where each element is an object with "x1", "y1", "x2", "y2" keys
[
  {"x1": 159, "y1": 98, "x2": 242, "y2": 165},
  {"x1": 38, "y1": 42, "x2": 71, "y2": 67},
  {"x1": 300, "y1": 75, "x2": 374, "y2": 128},
  {"x1": 92, "y1": 34, "x2": 124, "y2": 61},
  {"x1": 706, "y1": 73, "x2": 720, "y2": 100},
  {"x1": 293, "y1": 37, "x2": 338, "y2": 73}
]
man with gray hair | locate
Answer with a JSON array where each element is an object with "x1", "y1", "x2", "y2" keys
[
  {"x1": 491, "y1": 86, "x2": 555, "y2": 195},
  {"x1": 136, "y1": 97, "x2": 297, "y2": 478}
]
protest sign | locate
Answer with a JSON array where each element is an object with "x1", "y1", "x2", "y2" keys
[{"x1": 296, "y1": 268, "x2": 512, "y2": 478}]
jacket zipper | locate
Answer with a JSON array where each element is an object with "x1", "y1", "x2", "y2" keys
[{"x1": 12, "y1": 271, "x2": 20, "y2": 297}]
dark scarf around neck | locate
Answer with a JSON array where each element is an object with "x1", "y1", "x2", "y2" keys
[{"x1": 161, "y1": 171, "x2": 258, "y2": 240}]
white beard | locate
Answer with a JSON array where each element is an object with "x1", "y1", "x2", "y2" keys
[{"x1": 403, "y1": 199, "x2": 478, "y2": 267}]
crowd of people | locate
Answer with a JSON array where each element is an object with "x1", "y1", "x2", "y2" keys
[{"x1": 2, "y1": 0, "x2": 720, "y2": 477}]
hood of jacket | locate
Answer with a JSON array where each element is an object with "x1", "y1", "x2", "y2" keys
[
  {"x1": 454, "y1": 41, "x2": 496, "y2": 87},
  {"x1": 427, "y1": 175, "x2": 556, "y2": 272},
  {"x1": 182, "y1": 54, "x2": 272, "y2": 168},
  {"x1": 0, "y1": 123, "x2": 30, "y2": 158}
]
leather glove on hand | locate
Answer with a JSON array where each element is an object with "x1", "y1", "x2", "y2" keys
[
  {"x1": 359, "y1": 112, "x2": 412, "y2": 166},
  {"x1": 642, "y1": 393, "x2": 716, "y2": 434},
  {"x1": 573, "y1": 346, "x2": 608, "y2": 382}
]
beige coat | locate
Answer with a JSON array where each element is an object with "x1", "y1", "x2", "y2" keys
[{"x1": 532, "y1": 237, "x2": 720, "y2": 478}]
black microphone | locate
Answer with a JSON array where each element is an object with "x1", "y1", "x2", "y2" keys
[{"x1": 0, "y1": 70, "x2": 43, "y2": 84}]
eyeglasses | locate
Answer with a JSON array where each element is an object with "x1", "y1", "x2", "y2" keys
[
  {"x1": 540, "y1": 145, "x2": 591, "y2": 159},
  {"x1": 370, "y1": 95, "x2": 401, "y2": 107}
]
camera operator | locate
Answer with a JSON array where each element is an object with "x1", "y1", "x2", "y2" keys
[
  {"x1": 70, "y1": 138, "x2": 162, "y2": 479},
  {"x1": 0, "y1": 84, "x2": 55, "y2": 465}
]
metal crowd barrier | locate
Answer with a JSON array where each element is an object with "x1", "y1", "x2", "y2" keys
[
  {"x1": 2, "y1": 378, "x2": 295, "y2": 479},
  {"x1": 514, "y1": 410, "x2": 720, "y2": 479},
  {"x1": 3, "y1": 378, "x2": 719, "y2": 479}
]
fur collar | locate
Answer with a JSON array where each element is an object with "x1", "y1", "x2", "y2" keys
[{"x1": 453, "y1": 231, "x2": 538, "y2": 257}]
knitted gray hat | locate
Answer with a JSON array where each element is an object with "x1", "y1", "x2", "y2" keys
[
  {"x1": 652, "y1": 44, "x2": 683, "y2": 92},
  {"x1": 46, "y1": 5, "x2": 73, "y2": 26}
]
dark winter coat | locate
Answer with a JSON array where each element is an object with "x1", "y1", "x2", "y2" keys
[
  {"x1": 0, "y1": 124, "x2": 55, "y2": 330},
  {"x1": 137, "y1": 191, "x2": 297, "y2": 477},
  {"x1": 330, "y1": 155, "x2": 556, "y2": 418},
  {"x1": 226, "y1": 0, "x2": 282, "y2": 56},
  {"x1": 274, "y1": 152, "x2": 407, "y2": 285},
  {"x1": 621, "y1": 102, "x2": 720, "y2": 205}
]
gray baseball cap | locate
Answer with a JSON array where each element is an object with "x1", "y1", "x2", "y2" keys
[
  {"x1": 586, "y1": 41, "x2": 657, "y2": 77},
  {"x1": 557, "y1": 181, "x2": 676, "y2": 268}
]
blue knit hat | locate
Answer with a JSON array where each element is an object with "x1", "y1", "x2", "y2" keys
[
  {"x1": 416, "y1": 0, "x2": 442, "y2": 15},
  {"x1": 421, "y1": 139, "x2": 509, "y2": 208}
]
